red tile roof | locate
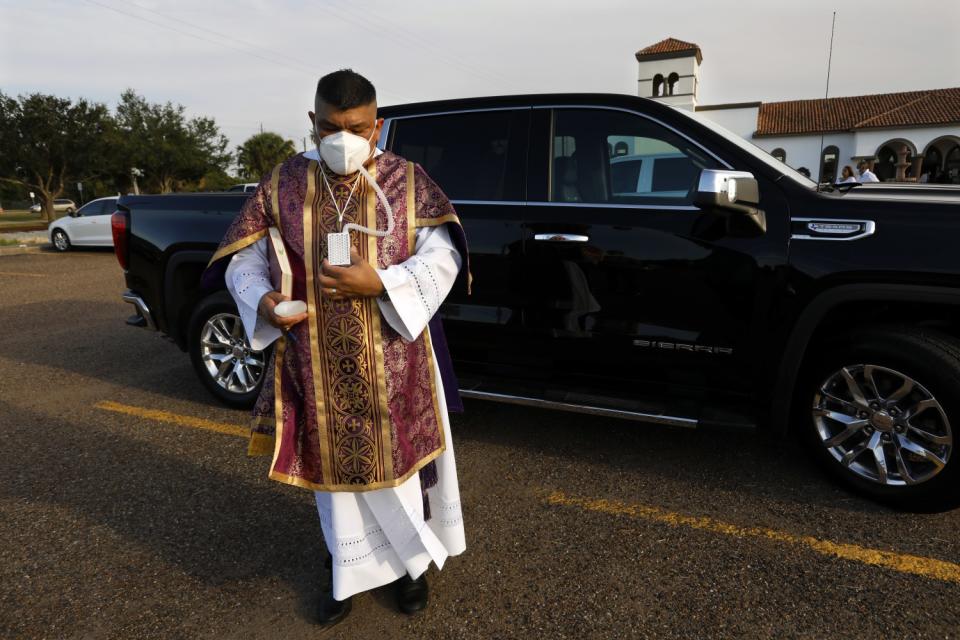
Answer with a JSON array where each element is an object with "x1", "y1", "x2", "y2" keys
[
  {"x1": 635, "y1": 38, "x2": 702, "y2": 63},
  {"x1": 755, "y1": 88, "x2": 960, "y2": 136}
]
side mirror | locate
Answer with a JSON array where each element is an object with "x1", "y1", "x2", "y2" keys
[{"x1": 693, "y1": 169, "x2": 766, "y2": 234}]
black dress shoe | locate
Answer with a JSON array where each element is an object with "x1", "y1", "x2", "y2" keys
[
  {"x1": 317, "y1": 590, "x2": 352, "y2": 627},
  {"x1": 395, "y1": 573, "x2": 429, "y2": 615}
]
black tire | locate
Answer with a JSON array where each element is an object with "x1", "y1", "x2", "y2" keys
[
  {"x1": 796, "y1": 326, "x2": 960, "y2": 511},
  {"x1": 52, "y1": 229, "x2": 71, "y2": 252},
  {"x1": 188, "y1": 291, "x2": 271, "y2": 409}
]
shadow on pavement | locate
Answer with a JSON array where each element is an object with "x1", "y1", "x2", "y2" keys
[
  {"x1": 450, "y1": 397, "x2": 889, "y2": 517},
  {"x1": 0, "y1": 400, "x2": 325, "y2": 623},
  {"x1": 0, "y1": 298, "x2": 230, "y2": 409}
]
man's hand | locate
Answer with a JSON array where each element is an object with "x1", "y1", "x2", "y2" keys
[
  {"x1": 318, "y1": 247, "x2": 385, "y2": 299},
  {"x1": 258, "y1": 291, "x2": 308, "y2": 329}
]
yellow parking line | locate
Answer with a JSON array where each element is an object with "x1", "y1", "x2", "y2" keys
[
  {"x1": 545, "y1": 491, "x2": 960, "y2": 584},
  {"x1": 0, "y1": 271, "x2": 46, "y2": 277},
  {"x1": 94, "y1": 400, "x2": 247, "y2": 438}
]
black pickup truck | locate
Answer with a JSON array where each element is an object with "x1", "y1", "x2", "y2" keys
[{"x1": 114, "y1": 93, "x2": 960, "y2": 508}]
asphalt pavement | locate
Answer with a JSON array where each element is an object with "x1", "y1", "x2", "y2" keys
[{"x1": 1, "y1": 248, "x2": 958, "y2": 639}]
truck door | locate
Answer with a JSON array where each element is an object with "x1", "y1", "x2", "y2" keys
[
  {"x1": 520, "y1": 106, "x2": 780, "y2": 398},
  {"x1": 386, "y1": 108, "x2": 530, "y2": 373}
]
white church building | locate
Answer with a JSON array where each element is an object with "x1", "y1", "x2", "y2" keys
[{"x1": 636, "y1": 38, "x2": 960, "y2": 184}]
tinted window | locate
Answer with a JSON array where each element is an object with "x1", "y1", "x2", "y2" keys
[
  {"x1": 651, "y1": 157, "x2": 700, "y2": 192},
  {"x1": 610, "y1": 159, "x2": 642, "y2": 193},
  {"x1": 78, "y1": 201, "x2": 105, "y2": 216},
  {"x1": 390, "y1": 110, "x2": 526, "y2": 201},
  {"x1": 84, "y1": 200, "x2": 116, "y2": 216},
  {"x1": 551, "y1": 109, "x2": 718, "y2": 205}
]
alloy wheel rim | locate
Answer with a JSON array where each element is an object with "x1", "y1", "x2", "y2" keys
[
  {"x1": 199, "y1": 312, "x2": 265, "y2": 394},
  {"x1": 813, "y1": 364, "x2": 952, "y2": 486},
  {"x1": 54, "y1": 232, "x2": 67, "y2": 250}
]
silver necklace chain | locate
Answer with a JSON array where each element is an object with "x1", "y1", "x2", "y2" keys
[{"x1": 319, "y1": 164, "x2": 362, "y2": 231}]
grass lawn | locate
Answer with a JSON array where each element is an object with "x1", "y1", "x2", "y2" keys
[
  {"x1": 0, "y1": 210, "x2": 59, "y2": 231},
  {"x1": 0, "y1": 210, "x2": 42, "y2": 222}
]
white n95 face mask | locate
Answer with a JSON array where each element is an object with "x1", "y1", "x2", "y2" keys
[
  {"x1": 317, "y1": 126, "x2": 375, "y2": 175},
  {"x1": 313, "y1": 121, "x2": 396, "y2": 266}
]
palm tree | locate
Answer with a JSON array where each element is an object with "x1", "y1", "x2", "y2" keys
[{"x1": 236, "y1": 132, "x2": 296, "y2": 182}]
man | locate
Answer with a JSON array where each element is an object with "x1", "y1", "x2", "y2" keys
[
  {"x1": 202, "y1": 69, "x2": 468, "y2": 627},
  {"x1": 858, "y1": 160, "x2": 880, "y2": 183}
]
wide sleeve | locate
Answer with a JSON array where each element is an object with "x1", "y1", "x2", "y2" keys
[
  {"x1": 224, "y1": 236, "x2": 283, "y2": 351},
  {"x1": 375, "y1": 224, "x2": 462, "y2": 342},
  {"x1": 200, "y1": 166, "x2": 277, "y2": 293}
]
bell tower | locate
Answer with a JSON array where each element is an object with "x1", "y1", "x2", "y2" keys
[{"x1": 635, "y1": 38, "x2": 702, "y2": 111}]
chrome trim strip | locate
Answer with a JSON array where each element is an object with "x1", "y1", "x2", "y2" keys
[
  {"x1": 380, "y1": 106, "x2": 532, "y2": 121},
  {"x1": 449, "y1": 199, "x2": 698, "y2": 211},
  {"x1": 451, "y1": 199, "x2": 525, "y2": 206},
  {"x1": 534, "y1": 233, "x2": 589, "y2": 242},
  {"x1": 121, "y1": 290, "x2": 157, "y2": 330},
  {"x1": 531, "y1": 201, "x2": 699, "y2": 211},
  {"x1": 791, "y1": 217, "x2": 877, "y2": 241},
  {"x1": 460, "y1": 389, "x2": 698, "y2": 428}
]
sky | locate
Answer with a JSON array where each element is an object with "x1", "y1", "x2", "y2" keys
[{"x1": 1, "y1": 0, "x2": 958, "y2": 155}]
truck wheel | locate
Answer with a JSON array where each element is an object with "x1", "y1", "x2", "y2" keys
[
  {"x1": 798, "y1": 327, "x2": 959, "y2": 510},
  {"x1": 188, "y1": 291, "x2": 269, "y2": 408},
  {"x1": 52, "y1": 229, "x2": 71, "y2": 252}
]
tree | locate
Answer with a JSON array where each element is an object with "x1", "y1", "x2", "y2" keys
[
  {"x1": 0, "y1": 91, "x2": 118, "y2": 221},
  {"x1": 196, "y1": 167, "x2": 238, "y2": 192},
  {"x1": 236, "y1": 132, "x2": 296, "y2": 182},
  {"x1": 114, "y1": 89, "x2": 232, "y2": 193}
]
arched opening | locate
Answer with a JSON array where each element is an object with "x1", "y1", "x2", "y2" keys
[
  {"x1": 922, "y1": 136, "x2": 960, "y2": 183},
  {"x1": 652, "y1": 74, "x2": 664, "y2": 97},
  {"x1": 820, "y1": 145, "x2": 839, "y2": 184},
  {"x1": 771, "y1": 148, "x2": 786, "y2": 163},
  {"x1": 874, "y1": 139, "x2": 917, "y2": 181},
  {"x1": 946, "y1": 145, "x2": 960, "y2": 184},
  {"x1": 874, "y1": 145, "x2": 898, "y2": 181},
  {"x1": 667, "y1": 72, "x2": 680, "y2": 96},
  {"x1": 922, "y1": 147, "x2": 943, "y2": 180}
]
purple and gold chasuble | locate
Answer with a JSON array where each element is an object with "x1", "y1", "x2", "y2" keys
[{"x1": 204, "y1": 151, "x2": 467, "y2": 492}]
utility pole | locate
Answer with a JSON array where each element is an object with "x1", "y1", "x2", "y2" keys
[{"x1": 260, "y1": 122, "x2": 264, "y2": 135}]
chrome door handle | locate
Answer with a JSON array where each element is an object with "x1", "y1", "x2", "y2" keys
[{"x1": 534, "y1": 233, "x2": 589, "y2": 242}]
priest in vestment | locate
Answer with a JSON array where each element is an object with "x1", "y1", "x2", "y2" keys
[{"x1": 202, "y1": 69, "x2": 468, "y2": 627}]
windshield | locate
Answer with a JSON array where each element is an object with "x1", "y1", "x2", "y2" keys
[{"x1": 675, "y1": 108, "x2": 818, "y2": 189}]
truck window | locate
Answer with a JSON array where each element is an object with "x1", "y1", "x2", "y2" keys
[
  {"x1": 551, "y1": 108, "x2": 718, "y2": 205},
  {"x1": 390, "y1": 110, "x2": 526, "y2": 201},
  {"x1": 610, "y1": 158, "x2": 643, "y2": 194},
  {"x1": 651, "y1": 156, "x2": 700, "y2": 193}
]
